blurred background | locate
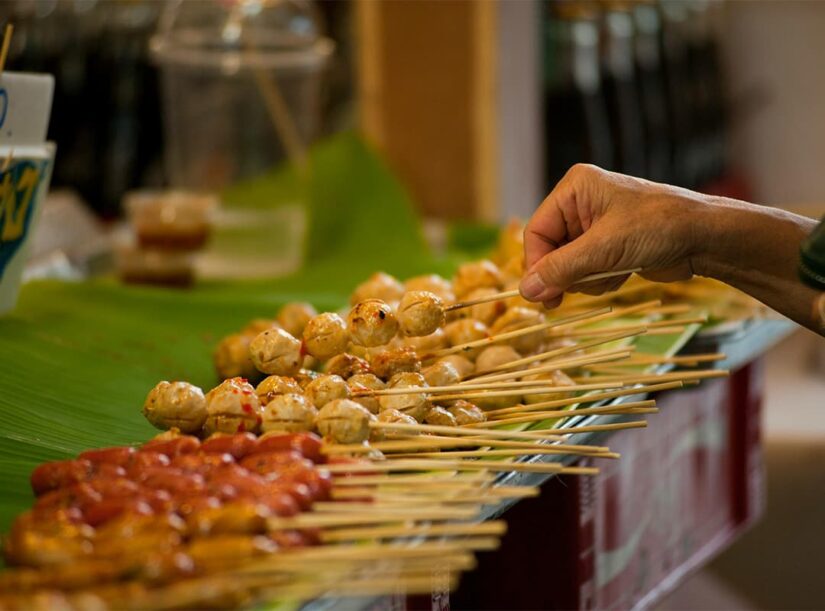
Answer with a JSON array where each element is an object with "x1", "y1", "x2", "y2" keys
[{"x1": 3, "y1": 0, "x2": 824, "y2": 607}]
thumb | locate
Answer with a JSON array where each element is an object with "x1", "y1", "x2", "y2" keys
[{"x1": 519, "y1": 233, "x2": 607, "y2": 304}]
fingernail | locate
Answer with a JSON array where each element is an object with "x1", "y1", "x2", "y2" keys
[{"x1": 520, "y1": 273, "x2": 546, "y2": 300}]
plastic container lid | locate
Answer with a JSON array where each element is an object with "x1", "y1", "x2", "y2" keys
[{"x1": 150, "y1": 0, "x2": 334, "y2": 73}]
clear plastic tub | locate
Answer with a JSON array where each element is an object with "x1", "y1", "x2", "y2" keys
[{"x1": 150, "y1": 0, "x2": 333, "y2": 190}]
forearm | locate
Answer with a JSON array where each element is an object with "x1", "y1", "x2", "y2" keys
[{"x1": 691, "y1": 197, "x2": 822, "y2": 333}]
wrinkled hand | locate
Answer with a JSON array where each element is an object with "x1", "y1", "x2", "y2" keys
[{"x1": 519, "y1": 164, "x2": 703, "y2": 308}]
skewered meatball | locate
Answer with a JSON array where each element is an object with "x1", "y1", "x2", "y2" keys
[
  {"x1": 293, "y1": 369, "x2": 319, "y2": 390},
  {"x1": 444, "y1": 319, "x2": 489, "y2": 359},
  {"x1": 493, "y1": 219, "x2": 525, "y2": 266},
  {"x1": 315, "y1": 399, "x2": 373, "y2": 444},
  {"x1": 379, "y1": 372, "x2": 429, "y2": 421},
  {"x1": 368, "y1": 346, "x2": 421, "y2": 380},
  {"x1": 452, "y1": 260, "x2": 503, "y2": 298},
  {"x1": 324, "y1": 353, "x2": 372, "y2": 379},
  {"x1": 522, "y1": 370, "x2": 576, "y2": 404},
  {"x1": 404, "y1": 274, "x2": 455, "y2": 303},
  {"x1": 397, "y1": 291, "x2": 445, "y2": 337},
  {"x1": 204, "y1": 378, "x2": 262, "y2": 435},
  {"x1": 276, "y1": 302, "x2": 317, "y2": 337},
  {"x1": 213, "y1": 334, "x2": 259, "y2": 381},
  {"x1": 447, "y1": 400, "x2": 487, "y2": 425},
  {"x1": 249, "y1": 328, "x2": 303, "y2": 377},
  {"x1": 475, "y1": 345, "x2": 522, "y2": 373},
  {"x1": 424, "y1": 406, "x2": 457, "y2": 427},
  {"x1": 438, "y1": 355, "x2": 475, "y2": 379},
  {"x1": 348, "y1": 373, "x2": 385, "y2": 414},
  {"x1": 403, "y1": 328, "x2": 449, "y2": 352},
  {"x1": 241, "y1": 319, "x2": 281, "y2": 337},
  {"x1": 474, "y1": 390, "x2": 521, "y2": 411},
  {"x1": 461, "y1": 287, "x2": 507, "y2": 326},
  {"x1": 422, "y1": 360, "x2": 461, "y2": 388},
  {"x1": 261, "y1": 394, "x2": 318, "y2": 434},
  {"x1": 143, "y1": 381, "x2": 207, "y2": 433},
  {"x1": 255, "y1": 375, "x2": 302, "y2": 405},
  {"x1": 302, "y1": 313, "x2": 349, "y2": 361},
  {"x1": 490, "y1": 307, "x2": 545, "y2": 354},
  {"x1": 347, "y1": 299, "x2": 399, "y2": 347},
  {"x1": 350, "y1": 272, "x2": 405, "y2": 306},
  {"x1": 304, "y1": 375, "x2": 350, "y2": 409},
  {"x1": 377, "y1": 408, "x2": 418, "y2": 426}
]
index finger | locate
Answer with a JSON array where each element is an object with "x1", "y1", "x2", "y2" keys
[{"x1": 524, "y1": 197, "x2": 568, "y2": 271}]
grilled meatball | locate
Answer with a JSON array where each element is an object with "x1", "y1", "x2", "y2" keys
[
  {"x1": 347, "y1": 373, "x2": 385, "y2": 414},
  {"x1": 303, "y1": 313, "x2": 349, "y2": 361},
  {"x1": 377, "y1": 408, "x2": 418, "y2": 426},
  {"x1": 403, "y1": 328, "x2": 449, "y2": 352},
  {"x1": 350, "y1": 272, "x2": 405, "y2": 306},
  {"x1": 522, "y1": 370, "x2": 576, "y2": 404},
  {"x1": 447, "y1": 400, "x2": 487, "y2": 425},
  {"x1": 378, "y1": 372, "x2": 429, "y2": 421},
  {"x1": 249, "y1": 328, "x2": 303, "y2": 377},
  {"x1": 213, "y1": 334, "x2": 259, "y2": 381},
  {"x1": 489, "y1": 307, "x2": 545, "y2": 354},
  {"x1": 452, "y1": 260, "x2": 503, "y2": 298},
  {"x1": 143, "y1": 381, "x2": 207, "y2": 433},
  {"x1": 404, "y1": 274, "x2": 455, "y2": 302},
  {"x1": 437, "y1": 355, "x2": 475, "y2": 379},
  {"x1": 347, "y1": 299, "x2": 399, "y2": 347},
  {"x1": 261, "y1": 394, "x2": 318, "y2": 434},
  {"x1": 204, "y1": 378, "x2": 262, "y2": 435},
  {"x1": 368, "y1": 346, "x2": 421, "y2": 380},
  {"x1": 315, "y1": 399, "x2": 373, "y2": 444},
  {"x1": 304, "y1": 374, "x2": 350, "y2": 409},
  {"x1": 461, "y1": 287, "x2": 507, "y2": 326},
  {"x1": 424, "y1": 406, "x2": 457, "y2": 427},
  {"x1": 475, "y1": 345, "x2": 522, "y2": 374},
  {"x1": 255, "y1": 375, "x2": 302, "y2": 406},
  {"x1": 422, "y1": 360, "x2": 461, "y2": 388},
  {"x1": 444, "y1": 319, "x2": 489, "y2": 359},
  {"x1": 276, "y1": 302, "x2": 317, "y2": 337},
  {"x1": 323, "y1": 353, "x2": 372, "y2": 379},
  {"x1": 397, "y1": 291, "x2": 445, "y2": 337}
]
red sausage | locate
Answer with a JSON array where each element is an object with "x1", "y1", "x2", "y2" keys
[
  {"x1": 289, "y1": 469, "x2": 333, "y2": 502},
  {"x1": 252, "y1": 433, "x2": 324, "y2": 464},
  {"x1": 201, "y1": 433, "x2": 257, "y2": 460},
  {"x1": 33, "y1": 482, "x2": 102, "y2": 513},
  {"x1": 78, "y1": 446, "x2": 136, "y2": 467},
  {"x1": 30, "y1": 459, "x2": 93, "y2": 496},
  {"x1": 255, "y1": 492, "x2": 300, "y2": 517},
  {"x1": 140, "y1": 436, "x2": 200, "y2": 457},
  {"x1": 136, "y1": 468, "x2": 206, "y2": 497},
  {"x1": 126, "y1": 451, "x2": 170, "y2": 477},
  {"x1": 268, "y1": 482, "x2": 313, "y2": 511},
  {"x1": 239, "y1": 451, "x2": 311, "y2": 477},
  {"x1": 92, "y1": 463, "x2": 127, "y2": 480},
  {"x1": 83, "y1": 497, "x2": 153, "y2": 527},
  {"x1": 170, "y1": 453, "x2": 233, "y2": 473},
  {"x1": 175, "y1": 495, "x2": 221, "y2": 518}
]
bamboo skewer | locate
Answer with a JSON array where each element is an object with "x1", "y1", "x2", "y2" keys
[
  {"x1": 549, "y1": 299, "x2": 662, "y2": 331},
  {"x1": 584, "y1": 352, "x2": 726, "y2": 367},
  {"x1": 484, "y1": 380, "x2": 685, "y2": 418},
  {"x1": 443, "y1": 269, "x2": 641, "y2": 312},
  {"x1": 331, "y1": 473, "x2": 496, "y2": 487},
  {"x1": 325, "y1": 436, "x2": 612, "y2": 455},
  {"x1": 478, "y1": 409, "x2": 653, "y2": 429},
  {"x1": 267, "y1": 507, "x2": 480, "y2": 530},
  {"x1": 464, "y1": 399, "x2": 657, "y2": 428},
  {"x1": 354, "y1": 379, "x2": 624, "y2": 397},
  {"x1": 573, "y1": 369, "x2": 729, "y2": 385},
  {"x1": 507, "y1": 420, "x2": 648, "y2": 436},
  {"x1": 0, "y1": 23, "x2": 13, "y2": 74},
  {"x1": 466, "y1": 348, "x2": 634, "y2": 385},
  {"x1": 371, "y1": 420, "x2": 574, "y2": 441},
  {"x1": 548, "y1": 316, "x2": 706, "y2": 337},
  {"x1": 425, "y1": 306, "x2": 611, "y2": 359},
  {"x1": 323, "y1": 458, "x2": 600, "y2": 476},
  {"x1": 389, "y1": 448, "x2": 620, "y2": 460},
  {"x1": 319, "y1": 521, "x2": 507, "y2": 543},
  {"x1": 330, "y1": 486, "x2": 539, "y2": 501},
  {"x1": 467, "y1": 330, "x2": 646, "y2": 380}
]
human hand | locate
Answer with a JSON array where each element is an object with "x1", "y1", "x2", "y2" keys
[{"x1": 519, "y1": 164, "x2": 705, "y2": 308}]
